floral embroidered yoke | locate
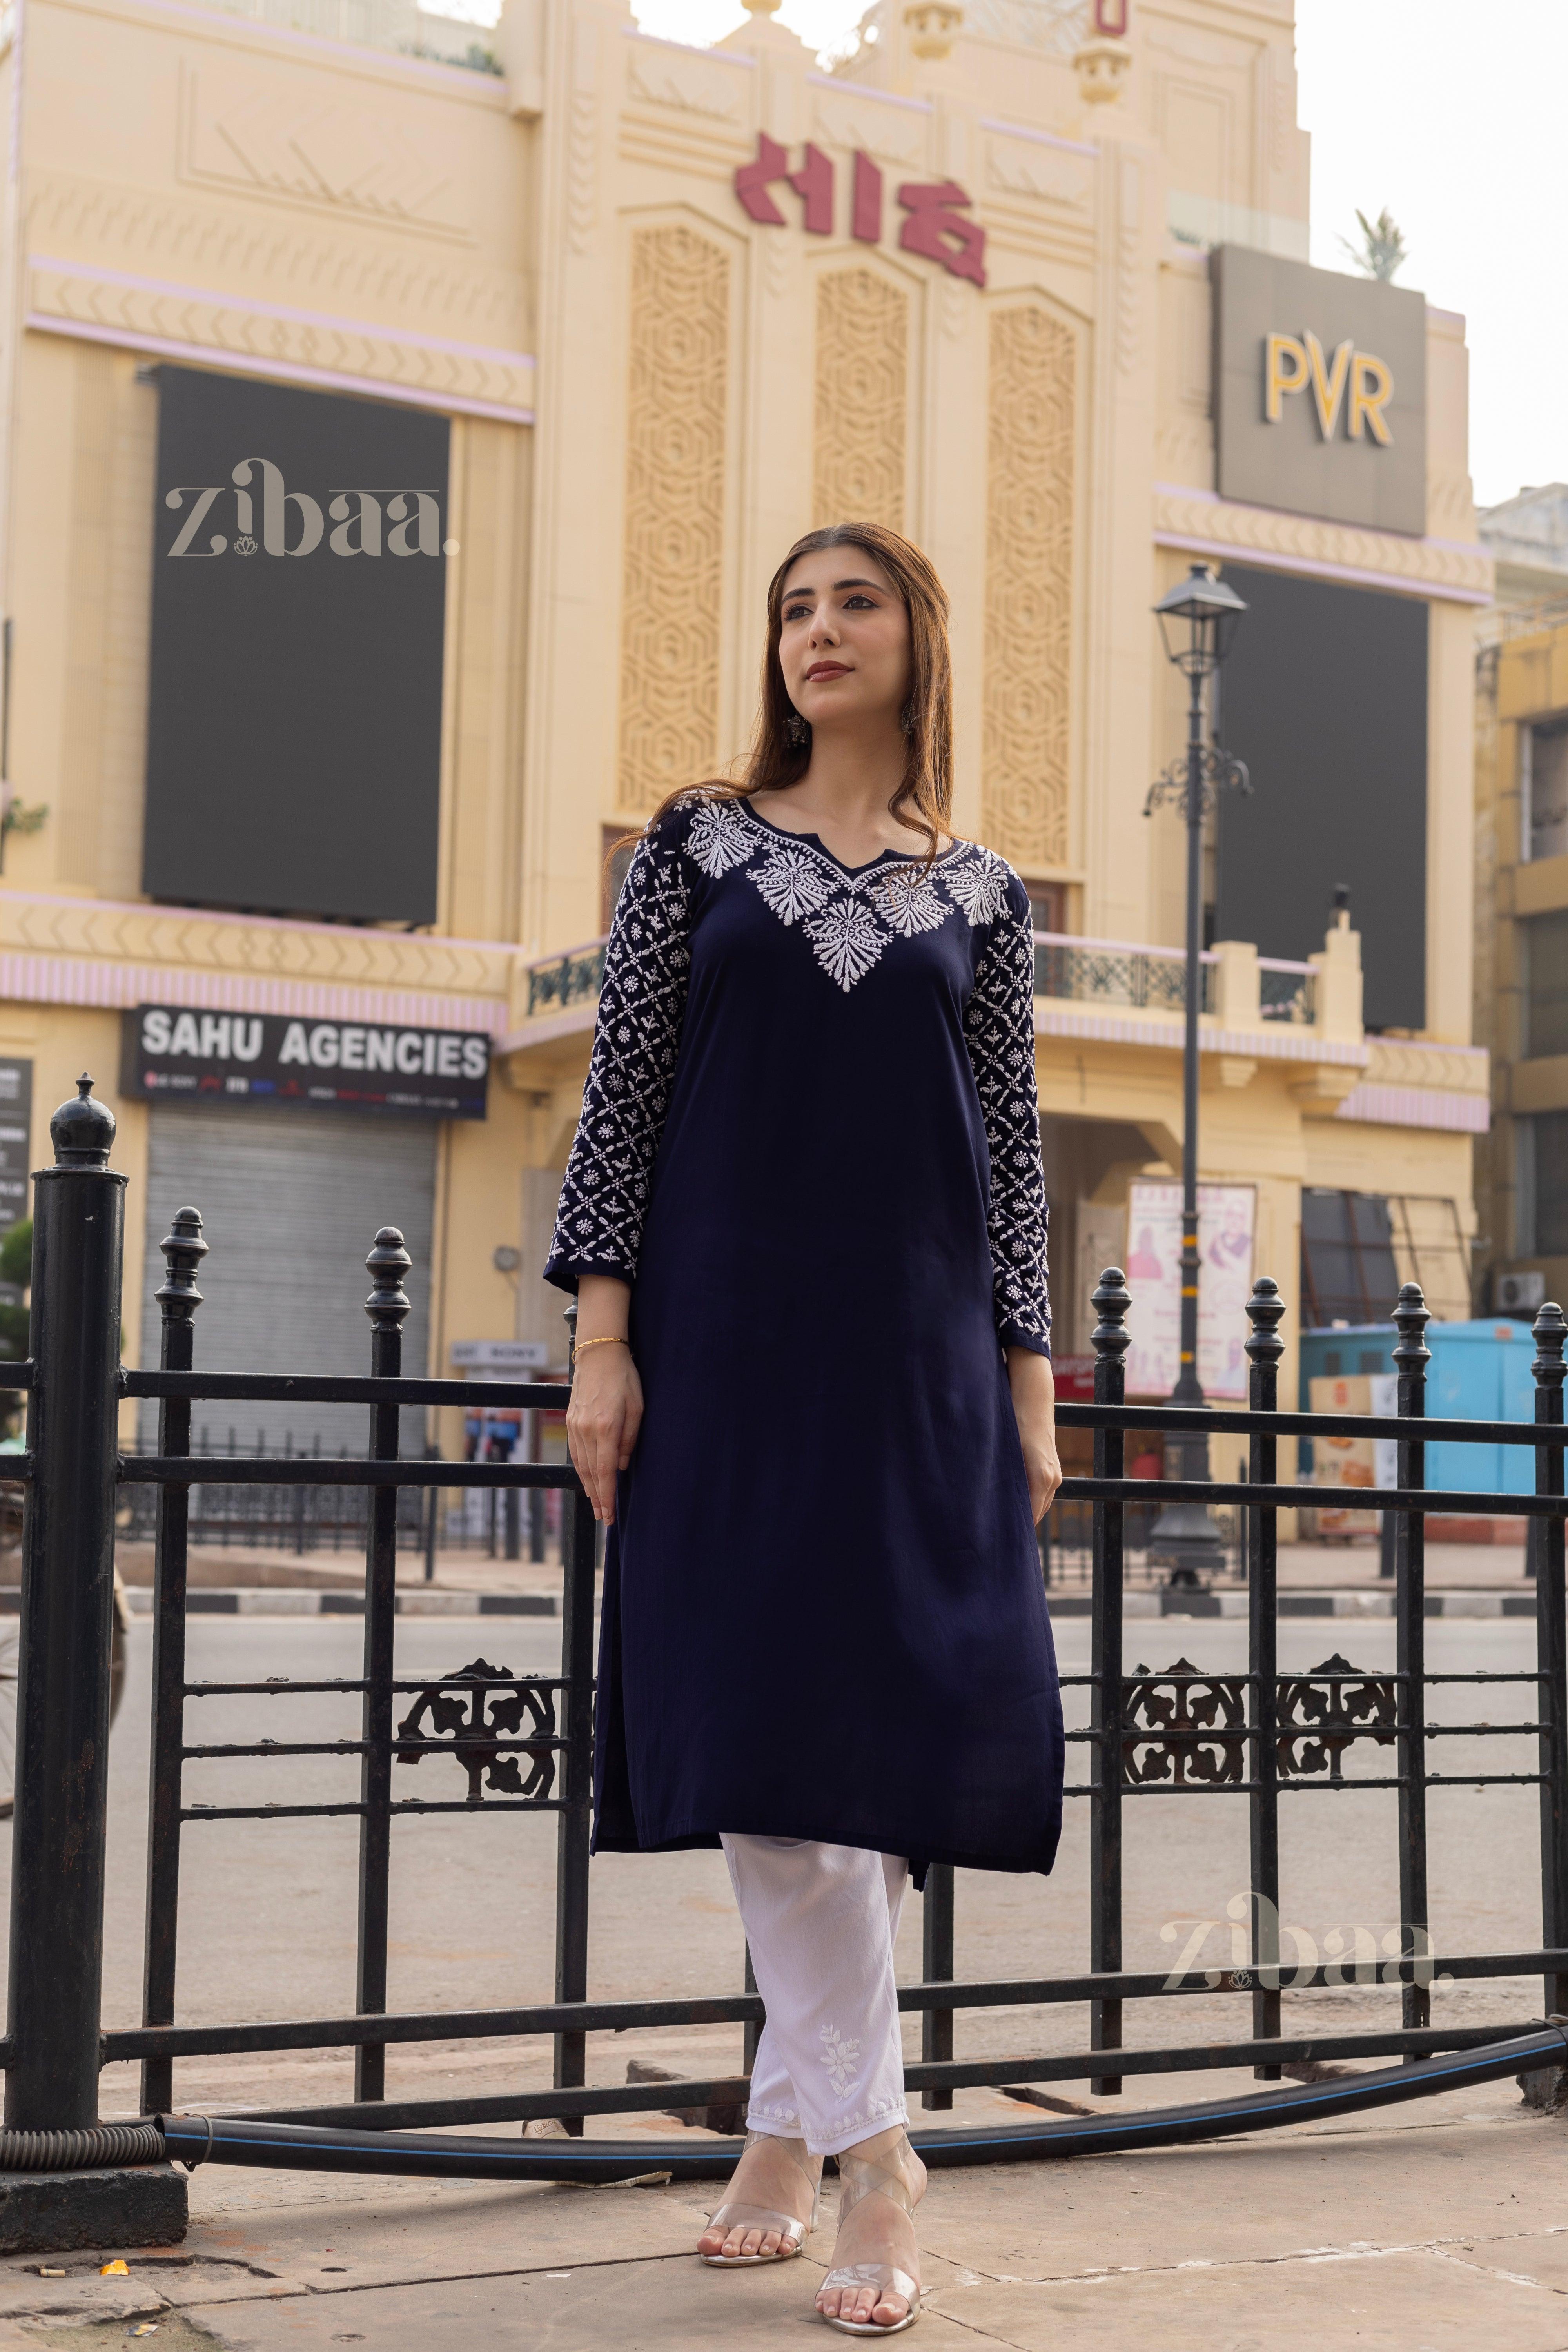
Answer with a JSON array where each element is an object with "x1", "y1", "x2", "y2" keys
[
  {"x1": 544, "y1": 792, "x2": 1064, "y2": 1881},
  {"x1": 547, "y1": 794, "x2": 1051, "y2": 1354}
]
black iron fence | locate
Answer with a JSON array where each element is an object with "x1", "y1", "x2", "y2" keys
[
  {"x1": 118, "y1": 1430, "x2": 559, "y2": 1561},
  {"x1": 2, "y1": 1082, "x2": 1566, "y2": 2148}
]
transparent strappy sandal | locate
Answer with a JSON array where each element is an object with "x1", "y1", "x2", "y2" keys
[
  {"x1": 817, "y1": 2128, "x2": 924, "y2": 2335},
  {"x1": 699, "y1": 2130, "x2": 822, "y2": 2266}
]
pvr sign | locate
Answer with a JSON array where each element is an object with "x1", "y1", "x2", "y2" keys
[
  {"x1": 734, "y1": 138, "x2": 985, "y2": 287},
  {"x1": 1264, "y1": 332, "x2": 1394, "y2": 445}
]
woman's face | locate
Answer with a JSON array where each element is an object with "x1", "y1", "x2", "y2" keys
[{"x1": 777, "y1": 546, "x2": 912, "y2": 737}]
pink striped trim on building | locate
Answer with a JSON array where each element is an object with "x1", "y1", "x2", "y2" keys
[
  {"x1": 0, "y1": 954, "x2": 508, "y2": 1036},
  {"x1": 1334, "y1": 1083, "x2": 1490, "y2": 1133}
]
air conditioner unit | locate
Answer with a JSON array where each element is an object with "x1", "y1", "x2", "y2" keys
[{"x1": 1497, "y1": 1269, "x2": 1546, "y2": 1315}]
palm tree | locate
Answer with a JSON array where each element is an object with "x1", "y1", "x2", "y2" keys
[{"x1": 1339, "y1": 208, "x2": 1408, "y2": 283}]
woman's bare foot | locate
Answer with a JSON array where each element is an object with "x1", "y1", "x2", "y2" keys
[
  {"x1": 697, "y1": 2132, "x2": 820, "y2": 2261},
  {"x1": 815, "y1": 2125, "x2": 926, "y2": 2329}
]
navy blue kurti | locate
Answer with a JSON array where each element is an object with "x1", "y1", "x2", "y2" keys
[{"x1": 545, "y1": 793, "x2": 1063, "y2": 1878}]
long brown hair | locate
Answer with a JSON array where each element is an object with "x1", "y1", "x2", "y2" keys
[{"x1": 638, "y1": 521, "x2": 955, "y2": 863}]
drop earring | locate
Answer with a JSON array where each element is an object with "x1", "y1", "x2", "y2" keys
[{"x1": 786, "y1": 711, "x2": 810, "y2": 749}]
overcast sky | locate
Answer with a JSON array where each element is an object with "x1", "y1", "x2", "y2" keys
[{"x1": 605, "y1": 1, "x2": 1568, "y2": 513}]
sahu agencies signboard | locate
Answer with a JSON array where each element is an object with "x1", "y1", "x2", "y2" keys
[
  {"x1": 1211, "y1": 247, "x2": 1427, "y2": 536},
  {"x1": 121, "y1": 1006, "x2": 489, "y2": 1119}
]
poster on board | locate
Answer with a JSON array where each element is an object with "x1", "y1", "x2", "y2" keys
[{"x1": 1123, "y1": 1181, "x2": 1257, "y2": 1401}]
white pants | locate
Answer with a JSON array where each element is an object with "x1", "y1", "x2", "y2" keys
[{"x1": 721, "y1": 1833, "x2": 910, "y2": 2158}]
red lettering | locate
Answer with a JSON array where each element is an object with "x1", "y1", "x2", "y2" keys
[
  {"x1": 852, "y1": 150, "x2": 883, "y2": 244},
  {"x1": 787, "y1": 142, "x2": 834, "y2": 234},
  {"x1": 735, "y1": 132, "x2": 789, "y2": 226},
  {"x1": 897, "y1": 181, "x2": 987, "y2": 287}
]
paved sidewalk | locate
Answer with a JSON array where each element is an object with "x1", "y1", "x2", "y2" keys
[{"x1": 0, "y1": 2081, "x2": 1564, "y2": 2350}]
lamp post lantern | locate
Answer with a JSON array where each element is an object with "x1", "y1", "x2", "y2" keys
[{"x1": 1145, "y1": 563, "x2": 1249, "y2": 1584}]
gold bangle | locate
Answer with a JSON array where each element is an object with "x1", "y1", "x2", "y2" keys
[{"x1": 575, "y1": 1333, "x2": 630, "y2": 1354}]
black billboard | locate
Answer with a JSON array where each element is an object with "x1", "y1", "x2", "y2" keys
[
  {"x1": 1214, "y1": 563, "x2": 1428, "y2": 1033},
  {"x1": 144, "y1": 368, "x2": 449, "y2": 925},
  {"x1": 120, "y1": 1006, "x2": 487, "y2": 1119}
]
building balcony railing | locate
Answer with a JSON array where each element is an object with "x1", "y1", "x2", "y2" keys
[
  {"x1": 1031, "y1": 935, "x2": 1318, "y2": 1025},
  {"x1": 1257, "y1": 957, "x2": 1318, "y2": 1025},
  {"x1": 1031, "y1": 933, "x2": 1215, "y2": 1015},
  {"x1": 527, "y1": 939, "x2": 606, "y2": 1018},
  {"x1": 519, "y1": 934, "x2": 1323, "y2": 1030}
]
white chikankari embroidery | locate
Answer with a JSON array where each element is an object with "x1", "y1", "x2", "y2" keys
[
  {"x1": 544, "y1": 829, "x2": 691, "y2": 1292},
  {"x1": 804, "y1": 895, "x2": 886, "y2": 992},
  {"x1": 818, "y1": 2024, "x2": 863, "y2": 2099},
  {"x1": 686, "y1": 798, "x2": 754, "y2": 878},
  {"x1": 546, "y1": 795, "x2": 1051, "y2": 1351},
  {"x1": 751, "y1": 845, "x2": 833, "y2": 926},
  {"x1": 946, "y1": 856, "x2": 1013, "y2": 928},
  {"x1": 874, "y1": 866, "x2": 949, "y2": 937},
  {"x1": 963, "y1": 901, "x2": 1052, "y2": 1353}
]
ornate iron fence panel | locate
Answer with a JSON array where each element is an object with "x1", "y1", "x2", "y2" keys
[{"x1": 2, "y1": 1082, "x2": 1565, "y2": 2151}]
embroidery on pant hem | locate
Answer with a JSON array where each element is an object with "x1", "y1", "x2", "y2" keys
[{"x1": 818, "y1": 2024, "x2": 863, "y2": 2098}]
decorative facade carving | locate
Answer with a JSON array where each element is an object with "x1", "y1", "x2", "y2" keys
[
  {"x1": 617, "y1": 227, "x2": 729, "y2": 814},
  {"x1": 984, "y1": 132, "x2": 1094, "y2": 210},
  {"x1": 178, "y1": 59, "x2": 477, "y2": 241},
  {"x1": 27, "y1": 258, "x2": 533, "y2": 420},
  {"x1": 1115, "y1": 152, "x2": 1141, "y2": 376},
  {"x1": 961, "y1": 0, "x2": 1091, "y2": 54},
  {"x1": 983, "y1": 305, "x2": 1074, "y2": 871},
  {"x1": 626, "y1": 38, "x2": 748, "y2": 122},
  {"x1": 811, "y1": 88, "x2": 928, "y2": 168},
  {"x1": 1152, "y1": 485, "x2": 1494, "y2": 603},
  {"x1": 0, "y1": 890, "x2": 514, "y2": 1020},
  {"x1": 568, "y1": 18, "x2": 600, "y2": 255},
  {"x1": 812, "y1": 269, "x2": 907, "y2": 531},
  {"x1": 1364, "y1": 1039, "x2": 1490, "y2": 1095},
  {"x1": 29, "y1": 171, "x2": 524, "y2": 334}
]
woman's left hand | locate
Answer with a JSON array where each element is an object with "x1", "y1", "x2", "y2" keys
[{"x1": 1005, "y1": 1347, "x2": 1063, "y2": 1525}]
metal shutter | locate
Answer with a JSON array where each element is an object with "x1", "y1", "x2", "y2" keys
[{"x1": 138, "y1": 1103, "x2": 437, "y2": 1455}]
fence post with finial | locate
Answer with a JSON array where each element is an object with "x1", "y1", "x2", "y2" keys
[
  {"x1": 1392, "y1": 1281, "x2": 1431, "y2": 2047},
  {"x1": 1531, "y1": 1300, "x2": 1568, "y2": 2045},
  {"x1": 1244, "y1": 1275, "x2": 1285, "y2": 2075},
  {"x1": 554, "y1": 1293, "x2": 595, "y2": 2130},
  {"x1": 355, "y1": 1226, "x2": 411, "y2": 2106},
  {"x1": 139, "y1": 1206, "x2": 208, "y2": 2119},
  {"x1": 5, "y1": 1079, "x2": 127, "y2": 2136},
  {"x1": 1089, "y1": 1265, "x2": 1131, "y2": 2096}
]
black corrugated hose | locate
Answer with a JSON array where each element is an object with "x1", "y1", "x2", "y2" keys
[
  {"x1": 3, "y1": 2027, "x2": 1563, "y2": 2181},
  {"x1": 0, "y1": 2121, "x2": 164, "y2": 2171}
]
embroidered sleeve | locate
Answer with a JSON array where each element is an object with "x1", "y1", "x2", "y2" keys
[
  {"x1": 543, "y1": 822, "x2": 692, "y2": 1294},
  {"x1": 963, "y1": 874, "x2": 1051, "y2": 1355}
]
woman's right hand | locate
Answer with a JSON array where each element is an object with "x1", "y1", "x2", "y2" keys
[{"x1": 566, "y1": 1342, "x2": 644, "y2": 1525}]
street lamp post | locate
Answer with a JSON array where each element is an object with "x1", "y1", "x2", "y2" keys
[{"x1": 1145, "y1": 563, "x2": 1249, "y2": 1584}]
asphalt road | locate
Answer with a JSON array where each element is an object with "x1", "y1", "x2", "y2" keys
[{"x1": 0, "y1": 1611, "x2": 1553, "y2": 2122}]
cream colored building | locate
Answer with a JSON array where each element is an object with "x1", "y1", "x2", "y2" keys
[{"x1": 0, "y1": 0, "x2": 1489, "y2": 1449}]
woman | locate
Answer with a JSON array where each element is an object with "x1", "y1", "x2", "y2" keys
[{"x1": 545, "y1": 523, "x2": 1063, "y2": 2335}]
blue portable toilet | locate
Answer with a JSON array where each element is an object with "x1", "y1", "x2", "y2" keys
[{"x1": 1300, "y1": 1320, "x2": 1536, "y2": 1495}]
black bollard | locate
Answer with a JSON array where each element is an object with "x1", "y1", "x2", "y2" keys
[
  {"x1": 3, "y1": 1080, "x2": 186, "y2": 2249},
  {"x1": 5, "y1": 1081, "x2": 126, "y2": 2131},
  {"x1": 1089, "y1": 1266, "x2": 1131, "y2": 2098},
  {"x1": 356, "y1": 1228, "x2": 410, "y2": 2106}
]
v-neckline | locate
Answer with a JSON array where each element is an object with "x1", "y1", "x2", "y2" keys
[{"x1": 740, "y1": 798, "x2": 963, "y2": 877}]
